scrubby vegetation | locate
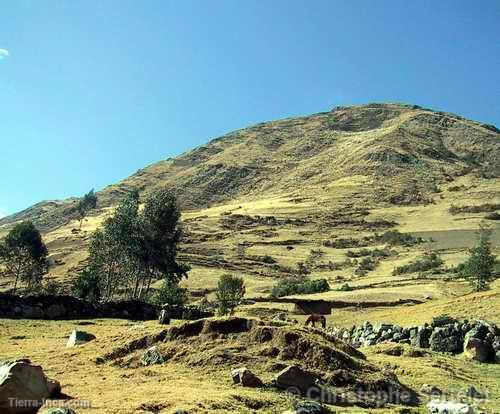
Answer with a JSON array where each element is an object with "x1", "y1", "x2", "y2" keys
[
  {"x1": 449, "y1": 203, "x2": 500, "y2": 215},
  {"x1": 151, "y1": 280, "x2": 188, "y2": 306},
  {"x1": 375, "y1": 230, "x2": 423, "y2": 246},
  {"x1": 346, "y1": 247, "x2": 395, "y2": 258},
  {"x1": 270, "y1": 276, "x2": 330, "y2": 298},
  {"x1": 392, "y1": 252, "x2": 444, "y2": 275},
  {"x1": 354, "y1": 257, "x2": 379, "y2": 276},
  {"x1": 323, "y1": 237, "x2": 372, "y2": 249}
]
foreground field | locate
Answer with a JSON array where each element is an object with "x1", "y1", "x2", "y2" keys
[{"x1": 2, "y1": 293, "x2": 500, "y2": 414}]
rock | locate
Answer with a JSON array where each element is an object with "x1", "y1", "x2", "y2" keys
[
  {"x1": 427, "y1": 400, "x2": 474, "y2": 413},
  {"x1": 274, "y1": 365, "x2": 317, "y2": 394},
  {"x1": 284, "y1": 400, "x2": 327, "y2": 414},
  {"x1": 465, "y1": 385, "x2": 486, "y2": 399},
  {"x1": 231, "y1": 367, "x2": 263, "y2": 387},
  {"x1": 464, "y1": 326, "x2": 488, "y2": 343},
  {"x1": 0, "y1": 359, "x2": 61, "y2": 414},
  {"x1": 495, "y1": 350, "x2": 500, "y2": 363},
  {"x1": 41, "y1": 409, "x2": 76, "y2": 414},
  {"x1": 429, "y1": 326, "x2": 463, "y2": 353},
  {"x1": 392, "y1": 332, "x2": 405, "y2": 342},
  {"x1": 158, "y1": 309, "x2": 170, "y2": 325},
  {"x1": 431, "y1": 314, "x2": 457, "y2": 328},
  {"x1": 411, "y1": 326, "x2": 432, "y2": 348},
  {"x1": 420, "y1": 384, "x2": 442, "y2": 396},
  {"x1": 66, "y1": 330, "x2": 96, "y2": 347},
  {"x1": 463, "y1": 337, "x2": 494, "y2": 362},
  {"x1": 141, "y1": 346, "x2": 164, "y2": 366}
]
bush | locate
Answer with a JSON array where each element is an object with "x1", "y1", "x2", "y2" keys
[
  {"x1": 354, "y1": 257, "x2": 378, "y2": 276},
  {"x1": 485, "y1": 212, "x2": 500, "y2": 220},
  {"x1": 216, "y1": 274, "x2": 246, "y2": 316},
  {"x1": 337, "y1": 283, "x2": 353, "y2": 292},
  {"x1": 259, "y1": 255, "x2": 276, "y2": 264},
  {"x1": 152, "y1": 280, "x2": 188, "y2": 306},
  {"x1": 449, "y1": 203, "x2": 500, "y2": 215},
  {"x1": 42, "y1": 279, "x2": 63, "y2": 295},
  {"x1": 270, "y1": 277, "x2": 330, "y2": 298},
  {"x1": 392, "y1": 252, "x2": 443, "y2": 275},
  {"x1": 376, "y1": 230, "x2": 422, "y2": 246},
  {"x1": 71, "y1": 269, "x2": 101, "y2": 303}
]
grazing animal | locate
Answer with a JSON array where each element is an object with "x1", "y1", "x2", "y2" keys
[{"x1": 305, "y1": 314, "x2": 326, "y2": 329}]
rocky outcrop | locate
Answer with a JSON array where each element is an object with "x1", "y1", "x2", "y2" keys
[
  {"x1": 274, "y1": 365, "x2": 317, "y2": 394},
  {"x1": 231, "y1": 367, "x2": 263, "y2": 387},
  {"x1": 141, "y1": 346, "x2": 165, "y2": 366},
  {"x1": 0, "y1": 359, "x2": 61, "y2": 414},
  {"x1": 66, "y1": 330, "x2": 96, "y2": 347},
  {"x1": 0, "y1": 293, "x2": 159, "y2": 320},
  {"x1": 328, "y1": 317, "x2": 499, "y2": 363}
]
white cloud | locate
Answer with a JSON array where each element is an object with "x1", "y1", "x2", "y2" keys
[
  {"x1": 0, "y1": 208, "x2": 8, "y2": 218},
  {"x1": 0, "y1": 49, "x2": 10, "y2": 60}
]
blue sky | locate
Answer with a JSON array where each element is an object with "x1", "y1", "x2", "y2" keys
[{"x1": 1, "y1": 0, "x2": 499, "y2": 216}]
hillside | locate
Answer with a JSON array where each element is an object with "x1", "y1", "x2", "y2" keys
[
  {"x1": 2, "y1": 102, "x2": 500, "y2": 414},
  {"x1": 0, "y1": 102, "x2": 499, "y2": 304}
]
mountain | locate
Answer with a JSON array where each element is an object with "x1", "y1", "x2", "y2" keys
[{"x1": 1, "y1": 102, "x2": 499, "y2": 296}]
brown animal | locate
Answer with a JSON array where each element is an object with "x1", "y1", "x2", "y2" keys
[{"x1": 304, "y1": 314, "x2": 326, "y2": 329}]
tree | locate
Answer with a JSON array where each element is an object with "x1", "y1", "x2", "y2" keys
[
  {"x1": 86, "y1": 191, "x2": 143, "y2": 301},
  {"x1": 76, "y1": 189, "x2": 98, "y2": 229},
  {"x1": 460, "y1": 223, "x2": 497, "y2": 291},
  {"x1": 151, "y1": 280, "x2": 188, "y2": 306},
  {"x1": 139, "y1": 189, "x2": 190, "y2": 297},
  {"x1": 0, "y1": 221, "x2": 48, "y2": 292},
  {"x1": 215, "y1": 274, "x2": 246, "y2": 316},
  {"x1": 81, "y1": 188, "x2": 189, "y2": 301}
]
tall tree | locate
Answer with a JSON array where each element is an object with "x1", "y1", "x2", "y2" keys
[
  {"x1": 76, "y1": 189, "x2": 98, "y2": 229},
  {"x1": 139, "y1": 189, "x2": 190, "y2": 297},
  {"x1": 461, "y1": 223, "x2": 497, "y2": 291},
  {"x1": 0, "y1": 221, "x2": 48, "y2": 292}
]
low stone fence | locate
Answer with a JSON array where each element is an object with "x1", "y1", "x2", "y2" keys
[
  {"x1": 0, "y1": 293, "x2": 159, "y2": 320},
  {"x1": 328, "y1": 315, "x2": 500, "y2": 363}
]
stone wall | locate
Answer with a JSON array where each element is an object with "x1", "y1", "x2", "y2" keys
[
  {"x1": 327, "y1": 315, "x2": 500, "y2": 363},
  {"x1": 0, "y1": 293, "x2": 159, "y2": 320}
]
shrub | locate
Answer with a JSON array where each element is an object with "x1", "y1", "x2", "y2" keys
[
  {"x1": 260, "y1": 255, "x2": 276, "y2": 264},
  {"x1": 392, "y1": 252, "x2": 443, "y2": 275},
  {"x1": 449, "y1": 203, "x2": 500, "y2": 215},
  {"x1": 485, "y1": 212, "x2": 500, "y2": 220},
  {"x1": 337, "y1": 283, "x2": 353, "y2": 292},
  {"x1": 270, "y1": 277, "x2": 330, "y2": 298},
  {"x1": 216, "y1": 274, "x2": 246, "y2": 316},
  {"x1": 71, "y1": 269, "x2": 101, "y2": 303},
  {"x1": 354, "y1": 257, "x2": 379, "y2": 276},
  {"x1": 42, "y1": 279, "x2": 63, "y2": 295},
  {"x1": 152, "y1": 280, "x2": 188, "y2": 306},
  {"x1": 376, "y1": 230, "x2": 422, "y2": 246}
]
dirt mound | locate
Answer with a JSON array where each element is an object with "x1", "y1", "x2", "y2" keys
[{"x1": 100, "y1": 317, "x2": 418, "y2": 408}]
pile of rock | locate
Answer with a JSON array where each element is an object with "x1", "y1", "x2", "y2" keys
[{"x1": 328, "y1": 316, "x2": 500, "y2": 363}]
